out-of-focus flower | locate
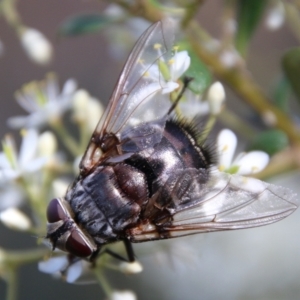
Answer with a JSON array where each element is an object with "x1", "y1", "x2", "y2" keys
[
  {"x1": 52, "y1": 179, "x2": 69, "y2": 198},
  {"x1": 19, "y1": 27, "x2": 53, "y2": 65},
  {"x1": 72, "y1": 89, "x2": 104, "y2": 132},
  {"x1": 39, "y1": 255, "x2": 96, "y2": 284},
  {"x1": 109, "y1": 290, "x2": 137, "y2": 300},
  {"x1": 146, "y1": 49, "x2": 191, "y2": 94},
  {"x1": 217, "y1": 129, "x2": 269, "y2": 175},
  {"x1": 37, "y1": 131, "x2": 65, "y2": 171},
  {"x1": 265, "y1": 1, "x2": 285, "y2": 31},
  {"x1": 219, "y1": 47, "x2": 242, "y2": 68},
  {"x1": 178, "y1": 89, "x2": 210, "y2": 119},
  {"x1": 119, "y1": 261, "x2": 143, "y2": 274},
  {"x1": 0, "y1": 130, "x2": 46, "y2": 183},
  {"x1": 207, "y1": 81, "x2": 226, "y2": 115},
  {"x1": 7, "y1": 74, "x2": 77, "y2": 129},
  {"x1": 0, "y1": 183, "x2": 24, "y2": 211},
  {"x1": 0, "y1": 207, "x2": 31, "y2": 231}
]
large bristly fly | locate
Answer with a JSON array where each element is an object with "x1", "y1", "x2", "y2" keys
[{"x1": 46, "y1": 19, "x2": 299, "y2": 262}]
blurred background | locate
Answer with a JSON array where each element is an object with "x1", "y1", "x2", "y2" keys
[{"x1": 0, "y1": 0, "x2": 300, "y2": 299}]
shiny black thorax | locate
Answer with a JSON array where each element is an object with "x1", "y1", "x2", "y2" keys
[{"x1": 66, "y1": 119, "x2": 212, "y2": 246}]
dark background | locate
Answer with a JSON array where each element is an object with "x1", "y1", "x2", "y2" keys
[{"x1": 0, "y1": 1, "x2": 300, "y2": 299}]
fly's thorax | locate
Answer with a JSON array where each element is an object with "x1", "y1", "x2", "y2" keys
[{"x1": 46, "y1": 197, "x2": 98, "y2": 258}]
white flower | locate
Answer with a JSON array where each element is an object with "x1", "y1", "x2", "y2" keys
[
  {"x1": 109, "y1": 290, "x2": 137, "y2": 300},
  {"x1": 119, "y1": 261, "x2": 143, "y2": 274},
  {"x1": 146, "y1": 49, "x2": 191, "y2": 94},
  {"x1": 72, "y1": 89, "x2": 104, "y2": 132},
  {"x1": 178, "y1": 89, "x2": 210, "y2": 119},
  {"x1": 207, "y1": 81, "x2": 226, "y2": 115},
  {"x1": 0, "y1": 130, "x2": 46, "y2": 183},
  {"x1": 7, "y1": 74, "x2": 77, "y2": 129},
  {"x1": 20, "y1": 27, "x2": 53, "y2": 65},
  {"x1": 217, "y1": 129, "x2": 269, "y2": 175},
  {"x1": 38, "y1": 255, "x2": 96, "y2": 284},
  {"x1": 0, "y1": 183, "x2": 24, "y2": 210},
  {"x1": 265, "y1": 1, "x2": 285, "y2": 31},
  {"x1": 0, "y1": 207, "x2": 31, "y2": 231}
]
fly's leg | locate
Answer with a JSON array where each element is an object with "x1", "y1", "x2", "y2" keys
[
  {"x1": 167, "y1": 76, "x2": 194, "y2": 115},
  {"x1": 100, "y1": 239, "x2": 136, "y2": 262}
]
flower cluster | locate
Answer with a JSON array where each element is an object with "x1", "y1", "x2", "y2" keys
[{"x1": 0, "y1": 40, "x2": 270, "y2": 300}]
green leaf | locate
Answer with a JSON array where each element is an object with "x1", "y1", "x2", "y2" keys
[
  {"x1": 235, "y1": 0, "x2": 267, "y2": 56},
  {"x1": 282, "y1": 47, "x2": 300, "y2": 103},
  {"x1": 178, "y1": 42, "x2": 212, "y2": 94},
  {"x1": 247, "y1": 129, "x2": 289, "y2": 156},
  {"x1": 58, "y1": 14, "x2": 117, "y2": 37}
]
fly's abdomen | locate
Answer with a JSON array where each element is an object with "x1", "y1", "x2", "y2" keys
[{"x1": 68, "y1": 163, "x2": 148, "y2": 243}]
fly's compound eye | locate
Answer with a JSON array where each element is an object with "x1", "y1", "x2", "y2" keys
[
  {"x1": 47, "y1": 198, "x2": 67, "y2": 223},
  {"x1": 65, "y1": 230, "x2": 93, "y2": 258}
]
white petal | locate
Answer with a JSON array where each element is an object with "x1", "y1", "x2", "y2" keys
[
  {"x1": 23, "y1": 156, "x2": 47, "y2": 173},
  {"x1": 45, "y1": 74, "x2": 59, "y2": 102},
  {"x1": 7, "y1": 116, "x2": 31, "y2": 129},
  {"x1": 0, "y1": 153, "x2": 11, "y2": 169},
  {"x1": 20, "y1": 28, "x2": 53, "y2": 65},
  {"x1": 7, "y1": 112, "x2": 47, "y2": 129},
  {"x1": 265, "y1": 2, "x2": 285, "y2": 30},
  {"x1": 110, "y1": 290, "x2": 137, "y2": 300},
  {"x1": 66, "y1": 260, "x2": 83, "y2": 283},
  {"x1": 0, "y1": 185, "x2": 24, "y2": 210},
  {"x1": 170, "y1": 51, "x2": 191, "y2": 80},
  {"x1": 147, "y1": 64, "x2": 160, "y2": 80},
  {"x1": 119, "y1": 261, "x2": 143, "y2": 274},
  {"x1": 19, "y1": 129, "x2": 39, "y2": 167},
  {"x1": 61, "y1": 79, "x2": 77, "y2": 96},
  {"x1": 0, "y1": 169, "x2": 20, "y2": 181},
  {"x1": 234, "y1": 151, "x2": 269, "y2": 175},
  {"x1": 217, "y1": 129, "x2": 237, "y2": 171},
  {"x1": 0, "y1": 207, "x2": 31, "y2": 231},
  {"x1": 38, "y1": 256, "x2": 68, "y2": 274},
  {"x1": 162, "y1": 81, "x2": 179, "y2": 94}
]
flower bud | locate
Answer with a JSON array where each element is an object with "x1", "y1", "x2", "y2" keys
[
  {"x1": 109, "y1": 290, "x2": 137, "y2": 300},
  {"x1": 0, "y1": 208, "x2": 31, "y2": 231},
  {"x1": 20, "y1": 27, "x2": 53, "y2": 65},
  {"x1": 119, "y1": 261, "x2": 143, "y2": 274},
  {"x1": 207, "y1": 82, "x2": 226, "y2": 115},
  {"x1": 38, "y1": 131, "x2": 57, "y2": 157}
]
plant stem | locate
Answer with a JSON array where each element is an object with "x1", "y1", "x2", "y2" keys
[
  {"x1": 50, "y1": 120, "x2": 79, "y2": 157},
  {"x1": 6, "y1": 268, "x2": 18, "y2": 300},
  {"x1": 94, "y1": 269, "x2": 113, "y2": 298}
]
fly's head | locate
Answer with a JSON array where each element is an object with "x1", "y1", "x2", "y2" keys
[{"x1": 46, "y1": 198, "x2": 98, "y2": 259}]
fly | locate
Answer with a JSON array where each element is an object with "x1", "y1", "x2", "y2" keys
[{"x1": 46, "y1": 19, "x2": 299, "y2": 263}]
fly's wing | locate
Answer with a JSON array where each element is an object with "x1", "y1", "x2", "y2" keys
[
  {"x1": 130, "y1": 169, "x2": 299, "y2": 242},
  {"x1": 81, "y1": 19, "x2": 180, "y2": 171}
]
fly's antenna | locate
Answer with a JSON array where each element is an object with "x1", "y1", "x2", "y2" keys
[{"x1": 167, "y1": 76, "x2": 194, "y2": 116}]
